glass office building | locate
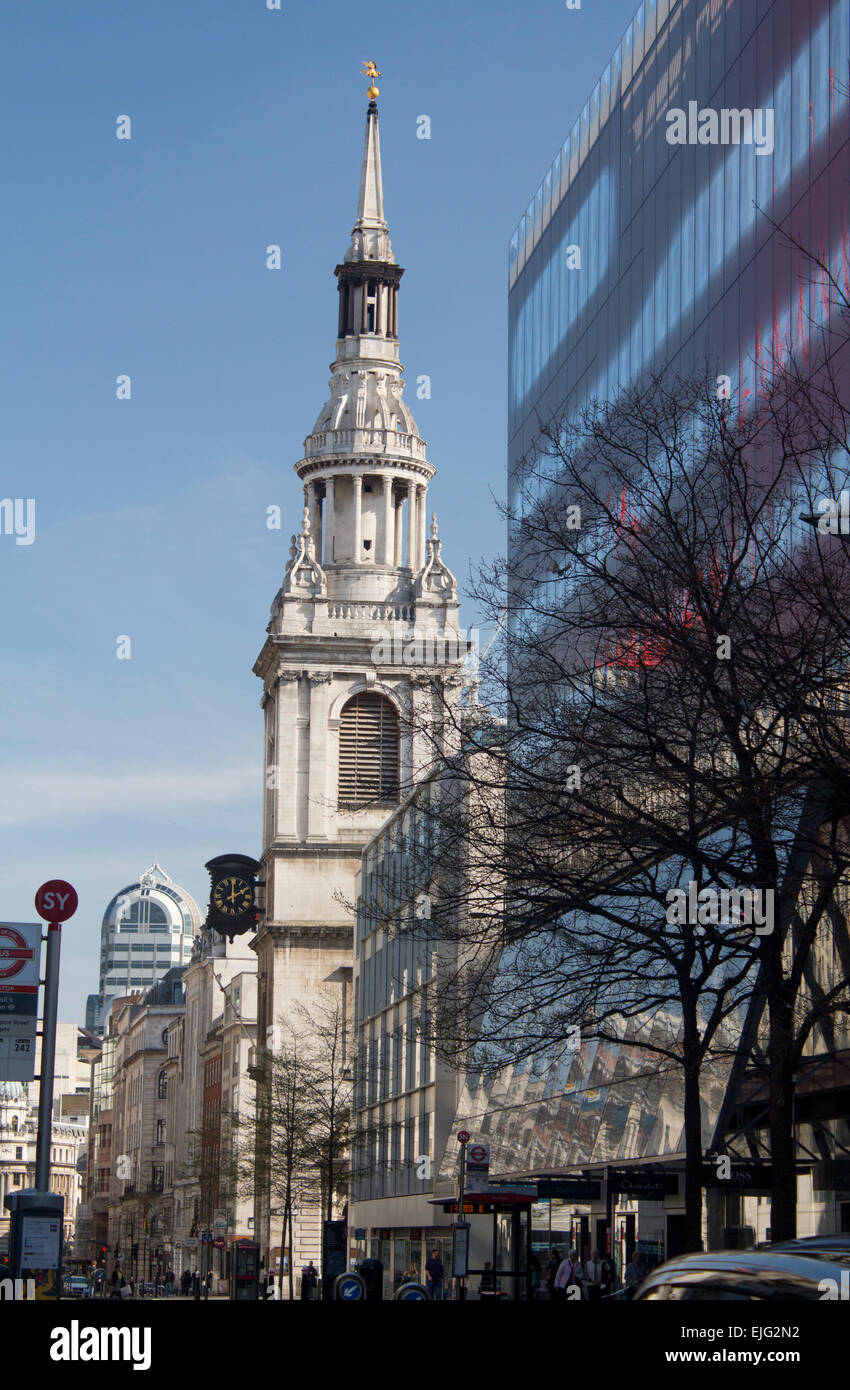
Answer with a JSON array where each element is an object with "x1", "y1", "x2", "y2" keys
[
  {"x1": 509, "y1": 0, "x2": 850, "y2": 482},
  {"x1": 85, "y1": 863, "x2": 202, "y2": 1035},
  {"x1": 485, "y1": 0, "x2": 850, "y2": 1262}
]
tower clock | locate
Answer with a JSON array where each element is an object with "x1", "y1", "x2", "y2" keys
[{"x1": 205, "y1": 853, "x2": 261, "y2": 940}]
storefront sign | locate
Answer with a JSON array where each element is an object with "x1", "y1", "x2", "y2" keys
[
  {"x1": 537, "y1": 1178, "x2": 602, "y2": 1200},
  {"x1": 608, "y1": 1169, "x2": 679, "y2": 1197},
  {"x1": 701, "y1": 1163, "x2": 773, "y2": 1192}
]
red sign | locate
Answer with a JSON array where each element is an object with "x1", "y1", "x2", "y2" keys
[
  {"x1": 34, "y1": 880, "x2": 78, "y2": 923},
  {"x1": 0, "y1": 926, "x2": 35, "y2": 980},
  {"x1": 468, "y1": 1144, "x2": 489, "y2": 1165},
  {"x1": 213, "y1": 1237, "x2": 225, "y2": 1249},
  {"x1": 457, "y1": 1130, "x2": 470, "y2": 1144}
]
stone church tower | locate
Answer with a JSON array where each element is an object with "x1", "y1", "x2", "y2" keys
[{"x1": 251, "y1": 86, "x2": 466, "y2": 1273}]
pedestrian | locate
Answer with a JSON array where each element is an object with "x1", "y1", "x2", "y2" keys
[
  {"x1": 624, "y1": 1249, "x2": 646, "y2": 1299},
  {"x1": 300, "y1": 1260, "x2": 318, "y2": 1300},
  {"x1": 109, "y1": 1267, "x2": 123, "y2": 1300},
  {"x1": 600, "y1": 1252, "x2": 616, "y2": 1297},
  {"x1": 204, "y1": 1269, "x2": 213, "y2": 1300},
  {"x1": 583, "y1": 1248, "x2": 604, "y2": 1301},
  {"x1": 165, "y1": 1267, "x2": 174, "y2": 1298},
  {"x1": 192, "y1": 1268, "x2": 201, "y2": 1301},
  {"x1": 181, "y1": 1269, "x2": 190, "y2": 1297},
  {"x1": 425, "y1": 1248, "x2": 444, "y2": 1301},
  {"x1": 478, "y1": 1261, "x2": 498, "y2": 1297},
  {"x1": 406, "y1": 1261, "x2": 419, "y2": 1283},
  {"x1": 554, "y1": 1249, "x2": 584, "y2": 1298},
  {"x1": 546, "y1": 1248, "x2": 562, "y2": 1300}
]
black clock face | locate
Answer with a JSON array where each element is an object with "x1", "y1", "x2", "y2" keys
[{"x1": 211, "y1": 875, "x2": 254, "y2": 918}]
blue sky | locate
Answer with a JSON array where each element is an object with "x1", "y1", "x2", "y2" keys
[{"x1": 0, "y1": 0, "x2": 641, "y2": 1019}]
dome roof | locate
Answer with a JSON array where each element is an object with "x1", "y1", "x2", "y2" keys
[
  {"x1": 0, "y1": 1080, "x2": 25, "y2": 1103},
  {"x1": 102, "y1": 863, "x2": 202, "y2": 934}
]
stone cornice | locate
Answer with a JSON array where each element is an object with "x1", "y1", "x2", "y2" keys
[
  {"x1": 252, "y1": 923, "x2": 352, "y2": 951},
  {"x1": 296, "y1": 456, "x2": 435, "y2": 482}
]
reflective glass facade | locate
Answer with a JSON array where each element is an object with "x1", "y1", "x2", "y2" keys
[
  {"x1": 440, "y1": 1019, "x2": 732, "y2": 1178},
  {"x1": 509, "y1": 0, "x2": 850, "y2": 483}
]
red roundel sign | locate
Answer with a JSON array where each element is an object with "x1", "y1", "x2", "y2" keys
[
  {"x1": 34, "y1": 880, "x2": 78, "y2": 923},
  {"x1": 457, "y1": 1130, "x2": 470, "y2": 1144},
  {"x1": 0, "y1": 926, "x2": 34, "y2": 980}
]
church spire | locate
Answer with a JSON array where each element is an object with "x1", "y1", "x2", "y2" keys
[
  {"x1": 335, "y1": 67, "x2": 402, "y2": 342},
  {"x1": 345, "y1": 89, "x2": 394, "y2": 265}
]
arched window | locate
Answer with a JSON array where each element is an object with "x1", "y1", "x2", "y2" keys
[
  {"x1": 338, "y1": 693, "x2": 399, "y2": 807},
  {"x1": 157, "y1": 1069, "x2": 167, "y2": 1100}
]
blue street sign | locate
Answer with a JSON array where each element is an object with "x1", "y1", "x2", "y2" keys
[
  {"x1": 334, "y1": 1272, "x2": 366, "y2": 1300},
  {"x1": 394, "y1": 1281, "x2": 430, "y2": 1300}
]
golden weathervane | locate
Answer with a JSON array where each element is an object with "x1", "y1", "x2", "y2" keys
[{"x1": 361, "y1": 59, "x2": 382, "y2": 100}]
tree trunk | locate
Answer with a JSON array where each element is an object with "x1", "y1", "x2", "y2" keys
[
  {"x1": 327, "y1": 1109, "x2": 334, "y2": 1223},
  {"x1": 286, "y1": 1200, "x2": 294, "y2": 1302},
  {"x1": 767, "y1": 986, "x2": 797, "y2": 1241},
  {"x1": 682, "y1": 1045, "x2": 704, "y2": 1253}
]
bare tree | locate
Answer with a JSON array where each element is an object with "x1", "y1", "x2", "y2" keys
[{"x1": 400, "y1": 284, "x2": 850, "y2": 1245}]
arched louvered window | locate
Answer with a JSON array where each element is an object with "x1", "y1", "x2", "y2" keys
[{"x1": 338, "y1": 692, "x2": 399, "y2": 807}]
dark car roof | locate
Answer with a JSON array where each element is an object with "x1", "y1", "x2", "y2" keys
[
  {"x1": 768, "y1": 1234, "x2": 850, "y2": 1258},
  {"x1": 635, "y1": 1249, "x2": 846, "y2": 1300}
]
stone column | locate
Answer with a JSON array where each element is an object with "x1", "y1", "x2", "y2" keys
[
  {"x1": 307, "y1": 674, "x2": 332, "y2": 841},
  {"x1": 353, "y1": 475, "x2": 363, "y2": 564},
  {"x1": 405, "y1": 483, "x2": 416, "y2": 570},
  {"x1": 417, "y1": 486, "x2": 427, "y2": 571},
  {"x1": 394, "y1": 494, "x2": 404, "y2": 567},
  {"x1": 381, "y1": 475, "x2": 394, "y2": 564},
  {"x1": 275, "y1": 675, "x2": 300, "y2": 840},
  {"x1": 314, "y1": 486, "x2": 323, "y2": 562},
  {"x1": 324, "y1": 476, "x2": 335, "y2": 565}
]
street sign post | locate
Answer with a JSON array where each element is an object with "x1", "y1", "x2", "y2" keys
[
  {"x1": 466, "y1": 1142, "x2": 490, "y2": 1178},
  {"x1": 0, "y1": 923, "x2": 41, "y2": 1083},
  {"x1": 455, "y1": 1132, "x2": 469, "y2": 1300},
  {"x1": 33, "y1": 880, "x2": 77, "y2": 1195},
  {"x1": 2, "y1": 887, "x2": 76, "y2": 1302}
]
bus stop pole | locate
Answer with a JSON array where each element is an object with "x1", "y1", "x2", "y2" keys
[
  {"x1": 35, "y1": 922, "x2": 62, "y2": 1192},
  {"x1": 457, "y1": 1143, "x2": 467, "y2": 1300}
]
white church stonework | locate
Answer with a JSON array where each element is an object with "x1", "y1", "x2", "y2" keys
[{"x1": 251, "y1": 90, "x2": 467, "y2": 1275}]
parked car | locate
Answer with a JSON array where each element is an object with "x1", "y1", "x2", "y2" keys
[
  {"x1": 766, "y1": 1234, "x2": 850, "y2": 1262},
  {"x1": 64, "y1": 1275, "x2": 91, "y2": 1299},
  {"x1": 630, "y1": 1249, "x2": 848, "y2": 1300}
]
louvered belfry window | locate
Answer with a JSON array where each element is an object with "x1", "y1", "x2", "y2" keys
[{"x1": 338, "y1": 693, "x2": 399, "y2": 807}]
